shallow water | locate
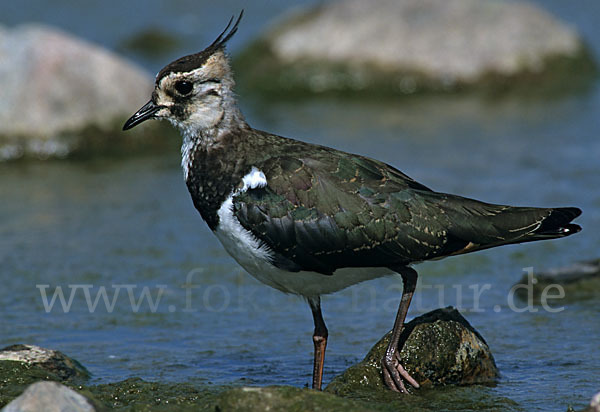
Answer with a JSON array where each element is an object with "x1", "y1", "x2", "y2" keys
[{"x1": 1, "y1": 1, "x2": 600, "y2": 411}]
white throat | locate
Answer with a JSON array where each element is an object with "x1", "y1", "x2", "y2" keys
[
  {"x1": 181, "y1": 134, "x2": 195, "y2": 181},
  {"x1": 178, "y1": 91, "x2": 246, "y2": 181}
]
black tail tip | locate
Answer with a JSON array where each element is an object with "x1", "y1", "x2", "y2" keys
[
  {"x1": 537, "y1": 207, "x2": 582, "y2": 237},
  {"x1": 559, "y1": 223, "x2": 582, "y2": 235}
]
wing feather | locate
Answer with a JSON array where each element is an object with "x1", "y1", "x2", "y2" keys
[{"x1": 232, "y1": 148, "x2": 580, "y2": 275}]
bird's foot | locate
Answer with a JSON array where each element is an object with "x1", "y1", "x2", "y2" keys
[{"x1": 381, "y1": 351, "x2": 420, "y2": 393}]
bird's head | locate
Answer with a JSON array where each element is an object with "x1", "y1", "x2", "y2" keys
[{"x1": 123, "y1": 11, "x2": 244, "y2": 138}]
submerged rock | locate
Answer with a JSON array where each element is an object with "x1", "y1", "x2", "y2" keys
[
  {"x1": 213, "y1": 386, "x2": 385, "y2": 412},
  {"x1": 512, "y1": 259, "x2": 600, "y2": 303},
  {"x1": 0, "y1": 342, "x2": 506, "y2": 411},
  {"x1": 0, "y1": 23, "x2": 173, "y2": 161},
  {"x1": 0, "y1": 344, "x2": 89, "y2": 381},
  {"x1": 82, "y1": 377, "x2": 220, "y2": 410},
  {"x1": 236, "y1": 0, "x2": 596, "y2": 96},
  {"x1": 1, "y1": 381, "x2": 96, "y2": 412},
  {"x1": 326, "y1": 307, "x2": 498, "y2": 395}
]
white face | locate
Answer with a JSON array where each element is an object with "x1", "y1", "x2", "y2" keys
[
  {"x1": 123, "y1": 50, "x2": 238, "y2": 140},
  {"x1": 154, "y1": 74, "x2": 223, "y2": 135},
  {"x1": 153, "y1": 53, "x2": 231, "y2": 136}
]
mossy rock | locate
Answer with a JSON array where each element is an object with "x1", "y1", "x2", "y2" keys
[
  {"x1": 0, "y1": 120, "x2": 179, "y2": 162},
  {"x1": 212, "y1": 386, "x2": 392, "y2": 412},
  {"x1": 512, "y1": 259, "x2": 600, "y2": 303},
  {"x1": 0, "y1": 344, "x2": 90, "y2": 382},
  {"x1": 0, "y1": 23, "x2": 180, "y2": 162},
  {"x1": 234, "y1": 0, "x2": 597, "y2": 99},
  {"x1": 326, "y1": 307, "x2": 498, "y2": 397},
  {"x1": 0, "y1": 360, "x2": 63, "y2": 408},
  {"x1": 82, "y1": 377, "x2": 220, "y2": 411}
]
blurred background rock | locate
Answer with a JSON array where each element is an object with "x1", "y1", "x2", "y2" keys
[
  {"x1": 0, "y1": 24, "x2": 159, "y2": 160},
  {"x1": 0, "y1": 0, "x2": 597, "y2": 160},
  {"x1": 236, "y1": 0, "x2": 596, "y2": 97}
]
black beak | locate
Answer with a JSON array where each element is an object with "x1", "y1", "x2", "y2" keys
[{"x1": 123, "y1": 100, "x2": 163, "y2": 131}]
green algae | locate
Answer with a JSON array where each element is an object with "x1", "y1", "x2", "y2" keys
[
  {"x1": 0, "y1": 360, "x2": 62, "y2": 407},
  {"x1": 213, "y1": 386, "x2": 394, "y2": 412},
  {"x1": 82, "y1": 378, "x2": 220, "y2": 411},
  {"x1": 0, "y1": 117, "x2": 179, "y2": 162}
]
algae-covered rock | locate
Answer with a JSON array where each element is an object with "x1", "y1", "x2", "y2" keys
[
  {"x1": 0, "y1": 341, "x2": 503, "y2": 411},
  {"x1": 84, "y1": 377, "x2": 220, "y2": 411},
  {"x1": 2, "y1": 374, "x2": 221, "y2": 411},
  {"x1": 0, "y1": 344, "x2": 89, "y2": 381},
  {"x1": 236, "y1": 0, "x2": 596, "y2": 97},
  {"x1": 1, "y1": 381, "x2": 96, "y2": 412},
  {"x1": 0, "y1": 23, "x2": 175, "y2": 161},
  {"x1": 326, "y1": 307, "x2": 498, "y2": 396},
  {"x1": 512, "y1": 259, "x2": 600, "y2": 303},
  {"x1": 0, "y1": 346, "x2": 93, "y2": 408},
  {"x1": 213, "y1": 386, "x2": 390, "y2": 412},
  {"x1": 0, "y1": 360, "x2": 61, "y2": 407}
]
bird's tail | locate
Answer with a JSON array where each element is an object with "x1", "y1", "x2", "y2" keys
[
  {"x1": 530, "y1": 207, "x2": 582, "y2": 239},
  {"x1": 437, "y1": 195, "x2": 582, "y2": 256}
]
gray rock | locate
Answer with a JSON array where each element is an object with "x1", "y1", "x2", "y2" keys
[
  {"x1": 589, "y1": 392, "x2": 600, "y2": 412},
  {"x1": 237, "y1": 0, "x2": 595, "y2": 95},
  {"x1": 579, "y1": 391, "x2": 600, "y2": 412},
  {"x1": 0, "y1": 344, "x2": 89, "y2": 381},
  {"x1": 0, "y1": 24, "x2": 156, "y2": 160},
  {"x1": 326, "y1": 307, "x2": 498, "y2": 396},
  {"x1": 512, "y1": 258, "x2": 600, "y2": 303},
  {"x1": 2, "y1": 381, "x2": 95, "y2": 412}
]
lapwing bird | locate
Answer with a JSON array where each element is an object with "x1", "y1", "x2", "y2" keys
[{"x1": 123, "y1": 12, "x2": 582, "y2": 393}]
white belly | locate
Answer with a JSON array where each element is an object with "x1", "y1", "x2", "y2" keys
[
  {"x1": 215, "y1": 223, "x2": 393, "y2": 296},
  {"x1": 214, "y1": 166, "x2": 394, "y2": 297}
]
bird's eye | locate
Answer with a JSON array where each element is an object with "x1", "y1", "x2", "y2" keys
[{"x1": 174, "y1": 80, "x2": 193, "y2": 95}]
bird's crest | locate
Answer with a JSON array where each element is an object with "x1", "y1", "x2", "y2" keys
[{"x1": 156, "y1": 10, "x2": 244, "y2": 83}]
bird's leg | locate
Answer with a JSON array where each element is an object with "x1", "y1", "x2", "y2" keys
[
  {"x1": 308, "y1": 296, "x2": 328, "y2": 391},
  {"x1": 382, "y1": 266, "x2": 420, "y2": 393}
]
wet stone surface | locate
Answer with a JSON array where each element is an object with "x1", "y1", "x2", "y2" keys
[
  {"x1": 0, "y1": 344, "x2": 90, "y2": 382},
  {"x1": 326, "y1": 307, "x2": 498, "y2": 396}
]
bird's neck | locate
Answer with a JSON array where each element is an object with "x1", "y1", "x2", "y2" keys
[
  {"x1": 181, "y1": 115, "x2": 255, "y2": 230},
  {"x1": 180, "y1": 94, "x2": 248, "y2": 178},
  {"x1": 184, "y1": 94, "x2": 246, "y2": 142}
]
